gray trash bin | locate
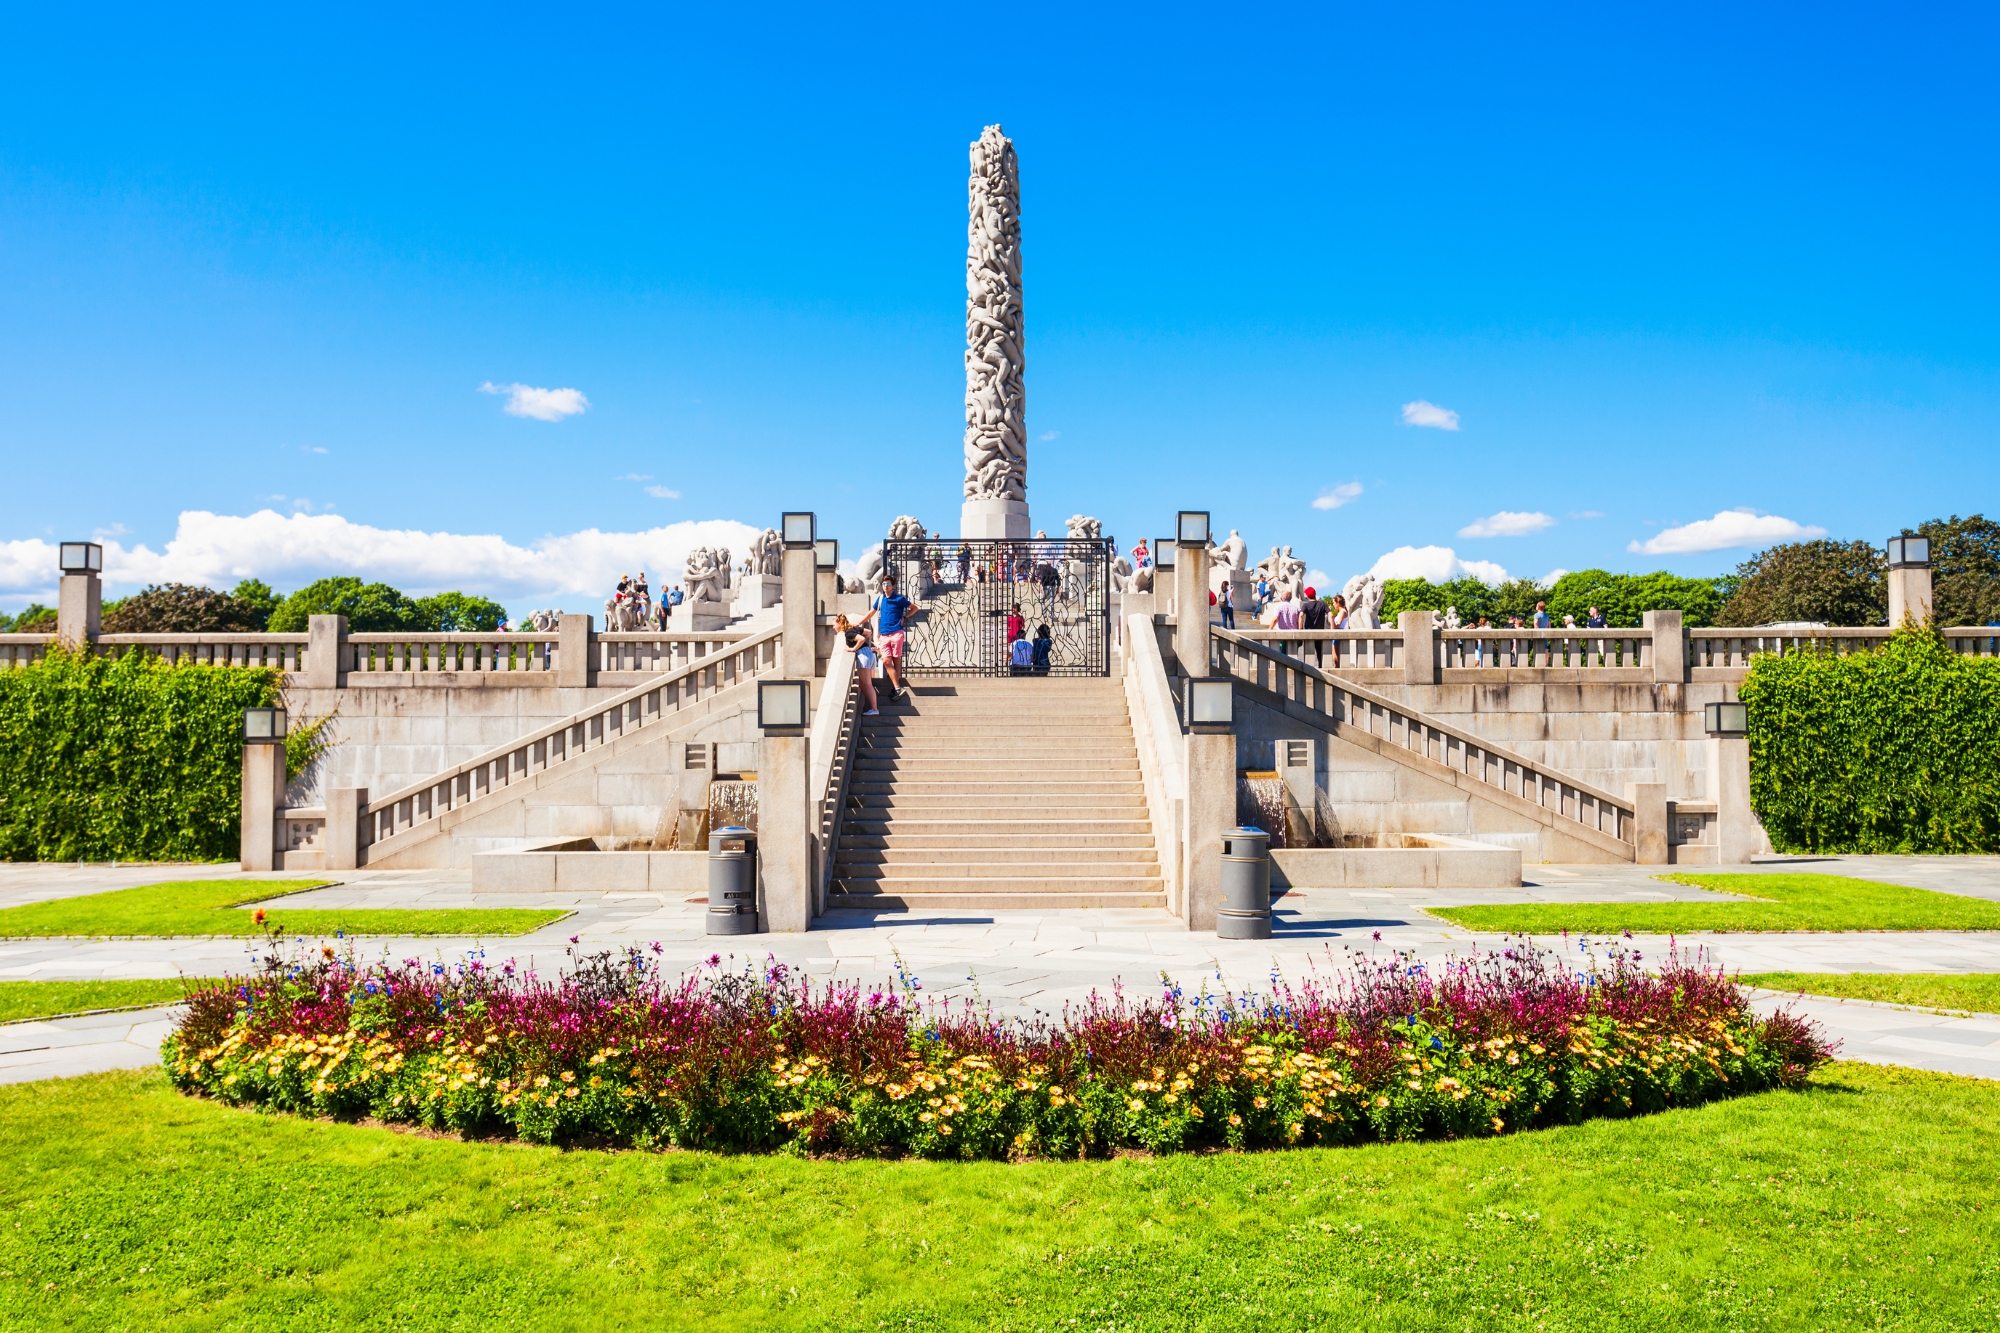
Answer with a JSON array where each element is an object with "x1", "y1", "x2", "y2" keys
[
  {"x1": 706, "y1": 825, "x2": 760, "y2": 934},
  {"x1": 1217, "y1": 826, "x2": 1272, "y2": 939}
]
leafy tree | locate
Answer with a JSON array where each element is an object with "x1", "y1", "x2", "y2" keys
[
  {"x1": 267, "y1": 578, "x2": 424, "y2": 632},
  {"x1": 1, "y1": 604, "x2": 56, "y2": 634},
  {"x1": 1915, "y1": 514, "x2": 2000, "y2": 627},
  {"x1": 1715, "y1": 540, "x2": 1885, "y2": 627},
  {"x1": 1379, "y1": 577, "x2": 1499, "y2": 624},
  {"x1": 415, "y1": 591, "x2": 508, "y2": 632},
  {"x1": 230, "y1": 579, "x2": 284, "y2": 631},
  {"x1": 101, "y1": 583, "x2": 266, "y2": 633}
]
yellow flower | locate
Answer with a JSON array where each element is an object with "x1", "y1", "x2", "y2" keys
[
  {"x1": 559, "y1": 1070, "x2": 576, "y2": 1084},
  {"x1": 1491, "y1": 1116, "x2": 1505, "y2": 1132},
  {"x1": 1229, "y1": 1114, "x2": 1243, "y2": 1126},
  {"x1": 1128, "y1": 1098, "x2": 1144, "y2": 1111},
  {"x1": 938, "y1": 1123, "x2": 953, "y2": 1136},
  {"x1": 1253, "y1": 1097, "x2": 1267, "y2": 1109},
  {"x1": 919, "y1": 1112, "x2": 935, "y2": 1123}
]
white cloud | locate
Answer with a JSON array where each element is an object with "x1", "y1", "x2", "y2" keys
[
  {"x1": 1627, "y1": 508, "x2": 1827, "y2": 555},
  {"x1": 480, "y1": 381, "x2": 590, "y2": 422},
  {"x1": 1568, "y1": 510, "x2": 1603, "y2": 520},
  {"x1": 1401, "y1": 400, "x2": 1460, "y2": 431},
  {"x1": 0, "y1": 510, "x2": 766, "y2": 612},
  {"x1": 1457, "y1": 510, "x2": 1555, "y2": 539},
  {"x1": 1367, "y1": 545, "x2": 1508, "y2": 586},
  {"x1": 1311, "y1": 481, "x2": 1364, "y2": 511},
  {"x1": 1304, "y1": 569, "x2": 1333, "y2": 595},
  {"x1": 301, "y1": 445, "x2": 328, "y2": 455},
  {"x1": 643, "y1": 486, "x2": 681, "y2": 499},
  {"x1": 1538, "y1": 568, "x2": 1570, "y2": 589},
  {"x1": 617, "y1": 473, "x2": 653, "y2": 482},
  {"x1": 1039, "y1": 430, "x2": 1060, "y2": 441}
]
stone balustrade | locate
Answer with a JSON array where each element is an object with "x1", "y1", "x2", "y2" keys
[{"x1": 808, "y1": 644, "x2": 862, "y2": 911}]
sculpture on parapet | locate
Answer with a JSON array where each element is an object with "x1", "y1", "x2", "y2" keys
[
  {"x1": 1112, "y1": 556, "x2": 1153, "y2": 594},
  {"x1": 1064, "y1": 515, "x2": 1101, "y2": 541},
  {"x1": 1341, "y1": 572, "x2": 1385, "y2": 629},
  {"x1": 1254, "y1": 545, "x2": 1308, "y2": 604},
  {"x1": 887, "y1": 515, "x2": 927, "y2": 543},
  {"x1": 752, "y1": 527, "x2": 784, "y2": 576},
  {"x1": 683, "y1": 546, "x2": 729, "y2": 606},
  {"x1": 963, "y1": 126, "x2": 1027, "y2": 510},
  {"x1": 525, "y1": 608, "x2": 560, "y2": 632}
]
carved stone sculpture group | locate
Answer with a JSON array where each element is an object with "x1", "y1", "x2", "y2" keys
[{"x1": 963, "y1": 125, "x2": 1027, "y2": 504}]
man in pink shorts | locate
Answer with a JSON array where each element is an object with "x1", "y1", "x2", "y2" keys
[{"x1": 863, "y1": 573, "x2": 914, "y2": 699}]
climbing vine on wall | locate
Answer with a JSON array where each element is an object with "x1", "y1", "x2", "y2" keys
[
  {"x1": 1740, "y1": 629, "x2": 2000, "y2": 854},
  {"x1": 0, "y1": 648, "x2": 281, "y2": 862}
]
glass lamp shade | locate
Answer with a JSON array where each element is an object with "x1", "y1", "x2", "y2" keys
[
  {"x1": 757, "y1": 680, "x2": 809, "y2": 730},
  {"x1": 781, "y1": 512, "x2": 816, "y2": 547},
  {"x1": 814, "y1": 538, "x2": 839, "y2": 571},
  {"x1": 1176, "y1": 511, "x2": 1211, "y2": 546},
  {"x1": 1187, "y1": 677, "x2": 1233, "y2": 729},
  {"x1": 1703, "y1": 701, "x2": 1748, "y2": 737},
  {"x1": 1153, "y1": 540, "x2": 1177, "y2": 571},
  {"x1": 58, "y1": 542, "x2": 103, "y2": 575},
  {"x1": 242, "y1": 707, "x2": 289, "y2": 743},
  {"x1": 1886, "y1": 535, "x2": 1930, "y2": 568}
]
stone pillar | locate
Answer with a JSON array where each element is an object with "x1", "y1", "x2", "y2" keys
[
  {"x1": 1184, "y1": 729, "x2": 1235, "y2": 931},
  {"x1": 1175, "y1": 543, "x2": 1211, "y2": 678},
  {"x1": 1709, "y1": 736, "x2": 1762, "y2": 864},
  {"x1": 56, "y1": 573, "x2": 101, "y2": 646},
  {"x1": 1644, "y1": 610, "x2": 1686, "y2": 684},
  {"x1": 816, "y1": 569, "x2": 839, "y2": 617},
  {"x1": 324, "y1": 787, "x2": 366, "y2": 871},
  {"x1": 240, "y1": 743, "x2": 285, "y2": 872},
  {"x1": 1399, "y1": 610, "x2": 1438, "y2": 684},
  {"x1": 1626, "y1": 781, "x2": 1668, "y2": 865},
  {"x1": 959, "y1": 124, "x2": 1030, "y2": 541},
  {"x1": 782, "y1": 544, "x2": 817, "y2": 678},
  {"x1": 305, "y1": 615, "x2": 347, "y2": 690},
  {"x1": 557, "y1": 614, "x2": 594, "y2": 688},
  {"x1": 758, "y1": 731, "x2": 811, "y2": 931},
  {"x1": 1888, "y1": 566, "x2": 1933, "y2": 627}
]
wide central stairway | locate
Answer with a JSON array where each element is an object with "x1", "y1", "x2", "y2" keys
[{"x1": 828, "y1": 678, "x2": 1168, "y2": 910}]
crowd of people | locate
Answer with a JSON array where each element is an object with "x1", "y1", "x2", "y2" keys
[{"x1": 608, "y1": 572, "x2": 685, "y2": 630}]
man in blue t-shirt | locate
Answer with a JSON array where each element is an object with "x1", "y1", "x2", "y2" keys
[{"x1": 863, "y1": 574, "x2": 915, "y2": 698}]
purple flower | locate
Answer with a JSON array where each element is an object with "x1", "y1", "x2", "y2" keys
[{"x1": 1372, "y1": 930, "x2": 1383, "y2": 942}]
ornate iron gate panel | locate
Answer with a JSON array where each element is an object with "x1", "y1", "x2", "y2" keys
[{"x1": 878, "y1": 537, "x2": 1114, "y2": 677}]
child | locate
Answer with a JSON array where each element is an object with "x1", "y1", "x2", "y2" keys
[
  {"x1": 1030, "y1": 624, "x2": 1053, "y2": 675},
  {"x1": 1009, "y1": 631, "x2": 1033, "y2": 675}
]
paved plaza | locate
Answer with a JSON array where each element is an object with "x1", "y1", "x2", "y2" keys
[{"x1": 4, "y1": 855, "x2": 1999, "y2": 1085}]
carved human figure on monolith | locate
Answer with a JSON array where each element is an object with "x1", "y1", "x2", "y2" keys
[{"x1": 961, "y1": 125, "x2": 1030, "y2": 539}]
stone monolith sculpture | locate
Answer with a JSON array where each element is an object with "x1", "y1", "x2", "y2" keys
[{"x1": 961, "y1": 124, "x2": 1030, "y2": 540}]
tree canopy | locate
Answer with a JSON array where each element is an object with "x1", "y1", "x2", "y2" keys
[
  {"x1": 1715, "y1": 540, "x2": 1885, "y2": 627},
  {"x1": 100, "y1": 583, "x2": 269, "y2": 634}
]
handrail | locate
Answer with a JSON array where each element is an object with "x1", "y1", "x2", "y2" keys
[
  {"x1": 361, "y1": 626, "x2": 783, "y2": 853},
  {"x1": 809, "y1": 644, "x2": 862, "y2": 912},
  {"x1": 1212, "y1": 626, "x2": 1637, "y2": 847},
  {"x1": 1123, "y1": 612, "x2": 1187, "y2": 915},
  {"x1": 1442, "y1": 627, "x2": 1649, "y2": 671}
]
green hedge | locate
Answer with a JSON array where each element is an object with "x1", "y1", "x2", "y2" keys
[
  {"x1": 1741, "y1": 629, "x2": 2000, "y2": 853},
  {"x1": 0, "y1": 650, "x2": 280, "y2": 862}
]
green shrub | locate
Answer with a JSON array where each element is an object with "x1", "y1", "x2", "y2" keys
[
  {"x1": 1740, "y1": 628, "x2": 2000, "y2": 853},
  {"x1": 1380, "y1": 569, "x2": 1730, "y2": 628},
  {"x1": 0, "y1": 648, "x2": 279, "y2": 862}
]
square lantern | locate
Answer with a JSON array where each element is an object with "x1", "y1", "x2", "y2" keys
[
  {"x1": 1186, "y1": 677, "x2": 1234, "y2": 732},
  {"x1": 1153, "y1": 539, "x2": 1177, "y2": 571},
  {"x1": 781, "y1": 511, "x2": 816, "y2": 548},
  {"x1": 242, "y1": 707, "x2": 289, "y2": 744},
  {"x1": 1703, "y1": 701, "x2": 1748, "y2": 738},
  {"x1": 58, "y1": 541, "x2": 102, "y2": 575},
  {"x1": 814, "y1": 538, "x2": 839, "y2": 571},
  {"x1": 1176, "y1": 510, "x2": 1211, "y2": 546},
  {"x1": 1886, "y1": 534, "x2": 1930, "y2": 569},
  {"x1": 757, "y1": 679, "x2": 810, "y2": 732}
]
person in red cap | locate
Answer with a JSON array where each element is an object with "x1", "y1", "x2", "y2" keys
[{"x1": 1300, "y1": 584, "x2": 1329, "y2": 667}]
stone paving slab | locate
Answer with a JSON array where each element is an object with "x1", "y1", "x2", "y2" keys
[{"x1": 0, "y1": 1009, "x2": 176, "y2": 1085}]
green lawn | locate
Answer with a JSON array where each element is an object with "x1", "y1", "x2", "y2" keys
[
  {"x1": 1742, "y1": 972, "x2": 2000, "y2": 1015},
  {"x1": 0, "y1": 979, "x2": 223, "y2": 1025},
  {"x1": 1430, "y1": 872, "x2": 2000, "y2": 935},
  {"x1": 1, "y1": 1064, "x2": 1995, "y2": 1330},
  {"x1": 0, "y1": 880, "x2": 568, "y2": 939}
]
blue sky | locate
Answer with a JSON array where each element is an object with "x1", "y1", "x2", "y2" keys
[{"x1": 3, "y1": 2, "x2": 1995, "y2": 613}]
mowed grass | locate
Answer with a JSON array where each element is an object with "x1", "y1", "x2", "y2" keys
[
  {"x1": 1742, "y1": 972, "x2": 2000, "y2": 1015},
  {"x1": 0, "y1": 881, "x2": 568, "y2": 939},
  {"x1": 0, "y1": 979, "x2": 223, "y2": 1025},
  {"x1": 2, "y1": 1065, "x2": 1997, "y2": 1331},
  {"x1": 1429, "y1": 872, "x2": 2000, "y2": 935}
]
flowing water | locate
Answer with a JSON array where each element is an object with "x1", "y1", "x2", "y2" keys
[
  {"x1": 1236, "y1": 774, "x2": 1290, "y2": 847},
  {"x1": 709, "y1": 779, "x2": 759, "y2": 836}
]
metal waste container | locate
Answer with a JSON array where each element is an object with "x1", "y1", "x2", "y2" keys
[
  {"x1": 707, "y1": 825, "x2": 760, "y2": 934},
  {"x1": 1217, "y1": 826, "x2": 1272, "y2": 939}
]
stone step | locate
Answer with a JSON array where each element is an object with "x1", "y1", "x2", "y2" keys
[
  {"x1": 838, "y1": 831, "x2": 1158, "y2": 850},
  {"x1": 834, "y1": 845, "x2": 1160, "y2": 866},
  {"x1": 841, "y1": 818, "x2": 1155, "y2": 838},
  {"x1": 855, "y1": 742, "x2": 1137, "y2": 755},
  {"x1": 848, "y1": 798, "x2": 1147, "y2": 817},
  {"x1": 831, "y1": 860, "x2": 1159, "y2": 881},
  {"x1": 828, "y1": 885, "x2": 1169, "y2": 911},
  {"x1": 848, "y1": 779, "x2": 1146, "y2": 796}
]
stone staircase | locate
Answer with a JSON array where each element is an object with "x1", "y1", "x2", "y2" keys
[{"x1": 829, "y1": 678, "x2": 1167, "y2": 910}]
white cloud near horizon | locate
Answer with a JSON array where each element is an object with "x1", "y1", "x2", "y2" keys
[
  {"x1": 1539, "y1": 568, "x2": 1570, "y2": 588},
  {"x1": 0, "y1": 511, "x2": 765, "y2": 613},
  {"x1": 1628, "y1": 508, "x2": 1826, "y2": 555},
  {"x1": 1568, "y1": 510, "x2": 1604, "y2": 519},
  {"x1": 1311, "y1": 481, "x2": 1364, "y2": 511},
  {"x1": 480, "y1": 382, "x2": 590, "y2": 421},
  {"x1": 1457, "y1": 510, "x2": 1556, "y2": 539},
  {"x1": 1401, "y1": 400, "x2": 1460, "y2": 430},
  {"x1": 1367, "y1": 545, "x2": 1508, "y2": 587},
  {"x1": 643, "y1": 485, "x2": 682, "y2": 499}
]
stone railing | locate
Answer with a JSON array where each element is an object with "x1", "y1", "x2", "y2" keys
[
  {"x1": 809, "y1": 643, "x2": 862, "y2": 913},
  {"x1": 1123, "y1": 612, "x2": 1188, "y2": 916},
  {"x1": 1212, "y1": 627, "x2": 1638, "y2": 853},
  {"x1": 1224, "y1": 629, "x2": 1401, "y2": 669},
  {"x1": 0, "y1": 635, "x2": 53, "y2": 670},
  {"x1": 596, "y1": 631, "x2": 753, "y2": 681},
  {"x1": 1441, "y1": 627, "x2": 1651, "y2": 671},
  {"x1": 0, "y1": 633, "x2": 310, "y2": 671},
  {"x1": 359, "y1": 627, "x2": 783, "y2": 859},
  {"x1": 343, "y1": 633, "x2": 558, "y2": 677}
]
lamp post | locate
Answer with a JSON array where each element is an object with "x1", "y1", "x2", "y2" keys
[
  {"x1": 814, "y1": 538, "x2": 840, "y2": 615},
  {"x1": 239, "y1": 706, "x2": 289, "y2": 872},
  {"x1": 757, "y1": 678, "x2": 812, "y2": 931},
  {"x1": 1182, "y1": 675, "x2": 1236, "y2": 932},
  {"x1": 1176, "y1": 511, "x2": 1211, "y2": 547},
  {"x1": 1886, "y1": 533, "x2": 1933, "y2": 627},
  {"x1": 56, "y1": 541, "x2": 103, "y2": 644},
  {"x1": 1704, "y1": 697, "x2": 1760, "y2": 864},
  {"x1": 1170, "y1": 517, "x2": 1212, "y2": 679},
  {"x1": 780, "y1": 512, "x2": 817, "y2": 677}
]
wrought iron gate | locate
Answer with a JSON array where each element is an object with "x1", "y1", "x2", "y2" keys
[{"x1": 878, "y1": 537, "x2": 1115, "y2": 677}]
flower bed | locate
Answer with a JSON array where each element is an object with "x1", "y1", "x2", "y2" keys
[{"x1": 163, "y1": 943, "x2": 1832, "y2": 1158}]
